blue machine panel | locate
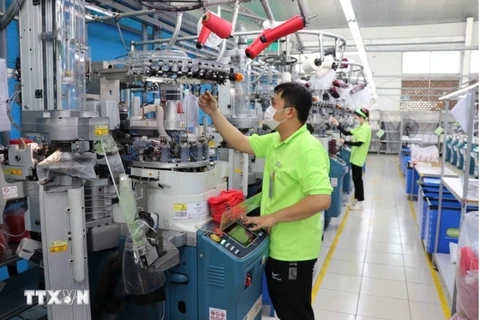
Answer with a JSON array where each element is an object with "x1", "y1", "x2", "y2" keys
[
  {"x1": 166, "y1": 246, "x2": 199, "y2": 320},
  {"x1": 197, "y1": 221, "x2": 269, "y2": 320}
]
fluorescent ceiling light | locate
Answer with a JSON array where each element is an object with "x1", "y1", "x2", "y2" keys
[
  {"x1": 348, "y1": 21, "x2": 377, "y2": 98},
  {"x1": 338, "y1": 0, "x2": 377, "y2": 99},
  {"x1": 85, "y1": 4, "x2": 114, "y2": 17}
]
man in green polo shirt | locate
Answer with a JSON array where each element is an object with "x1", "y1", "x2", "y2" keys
[{"x1": 199, "y1": 82, "x2": 332, "y2": 320}]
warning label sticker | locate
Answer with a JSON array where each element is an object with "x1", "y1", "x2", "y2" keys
[
  {"x1": 2, "y1": 186, "x2": 18, "y2": 199},
  {"x1": 173, "y1": 201, "x2": 209, "y2": 220},
  {"x1": 209, "y1": 307, "x2": 226, "y2": 320},
  {"x1": 49, "y1": 240, "x2": 68, "y2": 253}
]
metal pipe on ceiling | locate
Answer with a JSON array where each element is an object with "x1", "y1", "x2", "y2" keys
[
  {"x1": 202, "y1": 0, "x2": 252, "y2": 5},
  {"x1": 260, "y1": 0, "x2": 274, "y2": 21},
  {"x1": 89, "y1": 0, "x2": 220, "y2": 57},
  {"x1": 230, "y1": 0, "x2": 240, "y2": 32},
  {"x1": 133, "y1": 29, "x2": 344, "y2": 47},
  {"x1": 220, "y1": 7, "x2": 266, "y2": 21},
  {"x1": 297, "y1": 0, "x2": 309, "y2": 25},
  {"x1": 86, "y1": 8, "x2": 153, "y2": 22},
  {"x1": 168, "y1": 12, "x2": 183, "y2": 47}
]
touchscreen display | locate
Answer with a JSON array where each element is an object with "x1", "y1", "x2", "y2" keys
[{"x1": 225, "y1": 223, "x2": 257, "y2": 247}]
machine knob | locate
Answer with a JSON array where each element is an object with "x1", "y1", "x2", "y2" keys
[{"x1": 210, "y1": 234, "x2": 221, "y2": 242}]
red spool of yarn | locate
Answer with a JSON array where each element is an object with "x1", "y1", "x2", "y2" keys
[
  {"x1": 328, "y1": 139, "x2": 337, "y2": 155},
  {"x1": 259, "y1": 16, "x2": 305, "y2": 44},
  {"x1": 201, "y1": 12, "x2": 232, "y2": 39},
  {"x1": 196, "y1": 25, "x2": 213, "y2": 49},
  {"x1": 245, "y1": 32, "x2": 274, "y2": 60}
]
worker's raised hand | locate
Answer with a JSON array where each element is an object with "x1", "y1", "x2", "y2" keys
[
  {"x1": 241, "y1": 214, "x2": 277, "y2": 232},
  {"x1": 198, "y1": 91, "x2": 219, "y2": 116},
  {"x1": 330, "y1": 117, "x2": 339, "y2": 127}
]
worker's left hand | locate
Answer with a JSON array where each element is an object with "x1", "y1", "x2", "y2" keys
[
  {"x1": 339, "y1": 138, "x2": 345, "y2": 145},
  {"x1": 241, "y1": 214, "x2": 277, "y2": 232}
]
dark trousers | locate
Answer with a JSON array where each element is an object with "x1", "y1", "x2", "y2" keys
[
  {"x1": 351, "y1": 163, "x2": 365, "y2": 201},
  {"x1": 265, "y1": 257, "x2": 317, "y2": 320}
]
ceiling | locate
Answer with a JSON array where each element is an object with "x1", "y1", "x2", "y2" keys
[
  {"x1": 237, "y1": 0, "x2": 479, "y2": 29},
  {"x1": 90, "y1": 0, "x2": 478, "y2": 56},
  {"x1": 182, "y1": 0, "x2": 479, "y2": 30}
]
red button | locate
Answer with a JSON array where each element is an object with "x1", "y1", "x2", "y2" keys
[{"x1": 245, "y1": 273, "x2": 252, "y2": 287}]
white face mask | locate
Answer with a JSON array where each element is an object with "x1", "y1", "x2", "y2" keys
[{"x1": 263, "y1": 106, "x2": 288, "y2": 130}]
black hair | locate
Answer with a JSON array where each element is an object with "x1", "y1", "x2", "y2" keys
[{"x1": 274, "y1": 82, "x2": 313, "y2": 124}]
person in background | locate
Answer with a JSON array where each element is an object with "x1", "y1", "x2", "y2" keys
[
  {"x1": 331, "y1": 107, "x2": 372, "y2": 210},
  {"x1": 199, "y1": 82, "x2": 332, "y2": 320}
]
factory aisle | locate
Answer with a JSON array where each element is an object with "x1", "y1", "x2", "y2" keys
[{"x1": 263, "y1": 154, "x2": 449, "y2": 320}]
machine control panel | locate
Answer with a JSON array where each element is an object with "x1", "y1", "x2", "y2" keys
[{"x1": 210, "y1": 221, "x2": 268, "y2": 259}]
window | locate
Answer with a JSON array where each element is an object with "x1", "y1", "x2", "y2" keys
[
  {"x1": 470, "y1": 51, "x2": 479, "y2": 74},
  {"x1": 430, "y1": 51, "x2": 461, "y2": 74},
  {"x1": 402, "y1": 51, "x2": 461, "y2": 74},
  {"x1": 403, "y1": 52, "x2": 430, "y2": 74},
  {"x1": 400, "y1": 80, "x2": 459, "y2": 111}
]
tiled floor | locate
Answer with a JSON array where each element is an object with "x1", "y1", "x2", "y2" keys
[{"x1": 263, "y1": 154, "x2": 447, "y2": 320}]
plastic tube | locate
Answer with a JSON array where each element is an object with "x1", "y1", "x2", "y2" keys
[
  {"x1": 155, "y1": 105, "x2": 171, "y2": 141},
  {"x1": 201, "y1": 11, "x2": 232, "y2": 39}
]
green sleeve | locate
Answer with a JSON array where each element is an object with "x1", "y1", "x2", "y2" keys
[
  {"x1": 248, "y1": 133, "x2": 276, "y2": 158},
  {"x1": 293, "y1": 148, "x2": 333, "y2": 196}
]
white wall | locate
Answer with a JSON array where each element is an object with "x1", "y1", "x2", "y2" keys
[{"x1": 301, "y1": 21, "x2": 479, "y2": 111}]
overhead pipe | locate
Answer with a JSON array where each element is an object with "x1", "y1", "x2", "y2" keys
[
  {"x1": 168, "y1": 12, "x2": 183, "y2": 47},
  {"x1": 215, "y1": 6, "x2": 227, "y2": 61},
  {"x1": 260, "y1": 0, "x2": 274, "y2": 21},
  {"x1": 133, "y1": 30, "x2": 347, "y2": 59},
  {"x1": 220, "y1": 7, "x2": 267, "y2": 21},
  {"x1": 217, "y1": 0, "x2": 239, "y2": 61},
  {"x1": 297, "y1": 0, "x2": 310, "y2": 25}
]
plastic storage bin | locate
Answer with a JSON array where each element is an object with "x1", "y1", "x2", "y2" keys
[
  {"x1": 424, "y1": 198, "x2": 478, "y2": 253},
  {"x1": 400, "y1": 148, "x2": 411, "y2": 176},
  {"x1": 419, "y1": 192, "x2": 455, "y2": 239},
  {"x1": 325, "y1": 156, "x2": 346, "y2": 229},
  {"x1": 405, "y1": 162, "x2": 420, "y2": 196}
]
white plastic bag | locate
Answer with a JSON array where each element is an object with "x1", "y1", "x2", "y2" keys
[
  {"x1": 37, "y1": 151, "x2": 97, "y2": 183},
  {"x1": 410, "y1": 145, "x2": 440, "y2": 163}
]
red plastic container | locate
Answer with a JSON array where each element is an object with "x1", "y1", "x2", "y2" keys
[{"x1": 4, "y1": 212, "x2": 30, "y2": 243}]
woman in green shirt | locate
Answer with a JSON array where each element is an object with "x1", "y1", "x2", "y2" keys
[{"x1": 331, "y1": 107, "x2": 372, "y2": 210}]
